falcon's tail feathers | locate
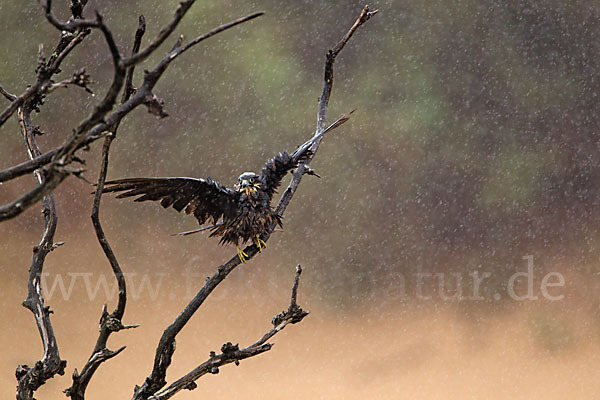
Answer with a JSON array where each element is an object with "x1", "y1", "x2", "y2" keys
[{"x1": 291, "y1": 108, "x2": 356, "y2": 163}]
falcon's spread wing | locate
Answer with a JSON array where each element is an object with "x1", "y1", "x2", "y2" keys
[
  {"x1": 259, "y1": 109, "x2": 356, "y2": 199},
  {"x1": 103, "y1": 177, "x2": 239, "y2": 225},
  {"x1": 259, "y1": 152, "x2": 297, "y2": 200}
]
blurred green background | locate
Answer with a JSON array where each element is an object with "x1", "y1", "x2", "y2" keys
[{"x1": 2, "y1": 0, "x2": 600, "y2": 309}]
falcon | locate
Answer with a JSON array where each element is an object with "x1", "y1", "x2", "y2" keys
[{"x1": 103, "y1": 111, "x2": 353, "y2": 262}]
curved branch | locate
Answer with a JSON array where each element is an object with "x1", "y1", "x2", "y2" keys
[
  {"x1": 15, "y1": 103, "x2": 66, "y2": 400},
  {"x1": 148, "y1": 266, "x2": 308, "y2": 400},
  {"x1": 65, "y1": 16, "x2": 146, "y2": 400},
  {"x1": 43, "y1": 0, "x2": 97, "y2": 32}
]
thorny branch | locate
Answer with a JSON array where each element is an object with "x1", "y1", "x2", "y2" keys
[
  {"x1": 64, "y1": 16, "x2": 147, "y2": 400},
  {"x1": 132, "y1": 7, "x2": 376, "y2": 400},
  {"x1": 148, "y1": 266, "x2": 309, "y2": 400}
]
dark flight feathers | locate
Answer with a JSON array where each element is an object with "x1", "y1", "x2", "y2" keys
[{"x1": 102, "y1": 177, "x2": 238, "y2": 226}]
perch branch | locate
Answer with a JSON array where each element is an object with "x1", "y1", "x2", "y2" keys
[
  {"x1": 64, "y1": 16, "x2": 146, "y2": 400},
  {"x1": 148, "y1": 266, "x2": 308, "y2": 400},
  {"x1": 132, "y1": 7, "x2": 375, "y2": 400},
  {"x1": 276, "y1": 4, "x2": 377, "y2": 217}
]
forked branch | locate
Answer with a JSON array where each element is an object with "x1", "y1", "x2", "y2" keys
[
  {"x1": 15, "y1": 100, "x2": 66, "y2": 400},
  {"x1": 148, "y1": 266, "x2": 308, "y2": 400}
]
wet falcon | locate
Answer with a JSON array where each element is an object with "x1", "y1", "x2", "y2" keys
[{"x1": 103, "y1": 111, "x2": 353, "y2": 262}]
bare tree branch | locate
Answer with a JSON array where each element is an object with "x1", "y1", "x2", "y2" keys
[
  {"x1": 275, "y1": 5, "x2": 377, "y2": 218},
  {"x1": 4, "y1": 4, "x2": 375, "y2": 400},
  {"x1": 47, "y1": 68, "x2": 94, "y2": 95},
  {"x1": 42, "y1": 0, "x2": 97, "y2": 32},
  {"x1": 148, "y1": 266, "x2": 308, "y2": 400},
  {"x1": 121, "y1": 0, "x2": 197, "y2": 68},
  {"x1": 0, "y1": 28, "x2": 90, "y2": 128},
  {"x1": 317, "y1": 5, "x2": 378, "y2": 133},
  {"x1": 65, "y1": 16, "x2": 146, "y2": 400},
  {"x1": 15, "y1": 102, "x2": 66, "y2": 400}
]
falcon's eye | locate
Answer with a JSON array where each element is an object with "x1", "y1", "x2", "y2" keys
[{"x1": 249, "y1": 177, "x2": 255, "y2": 183}]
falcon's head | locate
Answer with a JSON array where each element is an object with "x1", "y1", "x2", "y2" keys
[{"x1": 235, "y1": 172, "x2": 261, "y2": 197}]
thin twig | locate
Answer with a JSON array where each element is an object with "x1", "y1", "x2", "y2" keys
[
  {"x1": 276, "y1": 5, "x2": 377, "y2": 217},
  {"x1": 143, "y1": 12, "x2": 264, "y2": 88},
  {"x1": 317, "y1": 5, "x2": 377, "y2": 133},
  {"x1": 0, "y1": 29, "x2": 90, "y2": 128},
  {"x1": 121, "y1": 0, "x2": 197, "y2": 68},
  {"x1": 148, "y1": 266, "x2": 308, "y2": 400},
  {"x1": 43, "y1": 0, "x2": 97, "y2": 32},
  {"x1": 0, "y1": 84, "x2": 17, "y2": 101}
]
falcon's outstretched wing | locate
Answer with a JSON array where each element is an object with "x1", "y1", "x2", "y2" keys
[
  {"x1": 259, "y1": 109, "x2": 356, "y2": 199},
  {"x1": 103, "y1": 177, "x2": 239, "y2": 225},
  {"x1": 259, "y1": 152, "x2": 297, "y2": 200}
]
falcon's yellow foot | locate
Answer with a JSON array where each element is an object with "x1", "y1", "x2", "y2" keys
[
  {"x1": 237, "y1": 246, "x2": 248, "y2": 263},
  {"x1": 253, "y1": 237, "x2": 267, "y2": 252}
]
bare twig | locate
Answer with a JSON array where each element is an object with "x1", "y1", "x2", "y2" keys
[
  {"x1": 317, "y1": 5, "x2": 378, "y2": 133},
  {"x1": 148, "y1": 266, "x2": 308, "y2": 400},
  {"x1": 47, "y1": 68, "x2": 94, "y2": 94},
  {"x1": 276, "y1": 5, "x2": 377, "y2": 217},
  {"x1": 142, "y1": 12, "x2": 264, "y2": 88},
  {"x1": 15, "y1": 103, "x2": 66, "y2": 400},
  {"x1": 0, "y1": 28, "x2": 90, "y2": 128},
  {"x1": 42, "y1": 0, "x2": 97, "y2": 32},
  {"x1": 65, "y1": 16, "x2": 146, "y2": 400},
  {"x1": 121, "y1": 0, "x2": 196, "y2": 68},
  {"x1": 0, "y1": 84, "x2": 17, "y2": 101}
]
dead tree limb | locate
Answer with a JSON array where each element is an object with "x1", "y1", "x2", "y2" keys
[
  {"x1": 148, "y1": 266, "x2": 309, "y2": 400},
  {"x1": 131, "y1": 7, "x2": 377, "y2": 400},
  {"x1": 15, "y1": 96, "x2": 66, "y2": 400},
  {"x1": 64, "y1": 16, "x2": 147, "y2": 400}
]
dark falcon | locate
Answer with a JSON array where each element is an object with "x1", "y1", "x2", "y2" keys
[{"x1": 103, "y1": 111, "x2": 352, "y2": 262}]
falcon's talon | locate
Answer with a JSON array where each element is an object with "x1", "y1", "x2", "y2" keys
[
  {"x1": 237, "y1": 246, "x2": 248, "y2": 263},
  {"x1": 253, "y1": 237, "x2": 267, "y2": 252}
]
